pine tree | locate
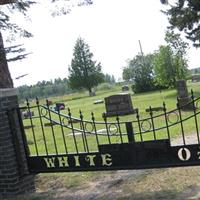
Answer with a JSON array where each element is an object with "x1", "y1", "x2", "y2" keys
[{"x1": 68, "y1": 37, "x2": 104, "y2": 96}]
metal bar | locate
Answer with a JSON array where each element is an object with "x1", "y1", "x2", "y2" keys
[
  {"x1": 36, "y1": 98, "x2": 48, "y2": 156},
  {"x1": 79, "y1": 111, "x2": 89, "y2": 152},
  {"x1": 125, "y1": 122, "x2": 135, "y2": 143},
  {"x1": 191, "y1": 90, "x2": 200, "y2": 144},
  {"x1": 103, "y1": 113, "x2": 111, "y2": 144},
  {"x1": 80, "y1": 121, "x2": 87, "y2": 152},
  {"x1": 116, "y1": 115, "x2": 123, "y2": 143},
  {"x1": 136, "y1": 110, "x2": 143, "y2": 142},
  {"x1": 46, "y1": 100, "x2": 58, "y2": 155},
  {"x1": 26, "y1": 99, "x2": 39, "y2": 156},
  {"x1": 58, "y1": 109, "x2": 68, "y2": 154},
  {"x1": 149, "y1": 106, "x2": 156, "y2": 140},
  {"x1": 68, "y1": 108, "x2": 79, "y2": 153},
  {"x1": 91, "y1": 112, "x2": 100, "y2": 148},
  {"x1": 177, "y1": 99, "x2": 186, "y2": 145},
  {"x1": 163, "y1": 102, "x2": 170, "y2": 140}
]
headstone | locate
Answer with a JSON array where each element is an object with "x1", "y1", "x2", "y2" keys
[
  {"x1": 54, "y1": 103, "x2": 65, "y2": 111},
  {"x1": 192, "y1": 74, "x2": 200, "y2": 83},
  {"x1": 22, "y1": 110, "x2": 34, "y2": 119},
  {"x1": 145, "y1": 107, "x2": 163, "y2": 112},
  {"x1": 122, "y1": 85, "x2": 129, "y2": 91},
  {"x1": 104, "y1": 93, "x2": 137, "y2": 117},
  {"x1": 176, "y1": 80, "x2": 193, "y2": 110}
]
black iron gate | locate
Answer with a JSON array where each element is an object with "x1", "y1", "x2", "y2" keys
[{"x1": 16, "y1": 91, "x2": 200, "y2": 173}]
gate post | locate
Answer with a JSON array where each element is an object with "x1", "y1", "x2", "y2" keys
[
  {"x1": 0, "y1": 88, "x2": 35, "y2": 198},
  {"x1": 125, "y1": 122, "x2": 135, "y2": 143}
]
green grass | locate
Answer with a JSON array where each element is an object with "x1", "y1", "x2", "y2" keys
[{"x1": 22, "y1": 82, "x2": 200, "y2": 156}]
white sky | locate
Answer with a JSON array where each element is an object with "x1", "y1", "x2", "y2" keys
[{"x1": 4, "y1": 0, "x2": 200, "y2": 87}]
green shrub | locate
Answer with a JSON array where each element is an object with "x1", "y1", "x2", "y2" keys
[{"x1": 131, "y1": 84, "x2": 135, "y2": 93}]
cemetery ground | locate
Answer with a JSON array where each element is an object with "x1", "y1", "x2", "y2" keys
[{"x1": 13, "y1": 82, "x2": 200, "y2": 200}]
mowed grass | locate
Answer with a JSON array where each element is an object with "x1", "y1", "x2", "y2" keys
[{"x1": 23, "y1": 81, "x2": 200, "y2": 156}]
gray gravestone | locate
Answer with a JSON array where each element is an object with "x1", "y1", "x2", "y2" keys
[
  {"x1": 176, "y1": 80, "x2": 193, "y2": 110},
  {"x1": 122, "y1": 85, "x2": 129, "y2": 91},
  {"x1": 104, "y1": 93, "x2": 137, "y2": 117},
  {"x1": 192, "y1": 74, "x2": 200, "y2": 83}
]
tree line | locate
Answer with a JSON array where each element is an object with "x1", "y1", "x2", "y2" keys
[
  {"x1": 122, "y1": 30, "x2": 190, "y2": 93},
  {"x1": 18, "y1": 74, "x2": 115, "y2": 100}
]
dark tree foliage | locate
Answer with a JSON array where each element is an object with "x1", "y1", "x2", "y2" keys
[
  {"x1": 5, "y1": 44, "x2": 31, "y2": 62},
  {"x1": 162, "y1": 0, "x2": 200, "y2": 47},
  {"x1": 123, "y1": 54, "x2": 155, "y2": 93},
  {"x1": 68, "y1": 37, "x2": 104, "y2": 95},
  {"x1": 0, "y1": 0, "x2": 34, "y2": 88}
]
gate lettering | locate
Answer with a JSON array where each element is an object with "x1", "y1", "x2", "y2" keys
[
  {"x1": 178, "y1": 148, "x2": 191, "y2": 161},
  {"x1": 101, "y1": 154, "x2": 112, "y2": 166},
  {"x1": 43, "y1": 154, "x2": 112, "y2": 169},
  {"x1": 85, "y1": 155, "x2": 96, "y2": 166},
  {"x1": 58, "y1": 157, "x2": 69, "y2": 167},
  {"x1": 44, "y1": 157, "x2": 55, "y2": 168},
  {"x1": 74, "y1": 156, "x2": 80, "y2": 167}
]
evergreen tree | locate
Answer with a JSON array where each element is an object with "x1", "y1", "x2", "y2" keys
[{"x1": 68, "y1": 37, "x2": 104, "y2": 95}]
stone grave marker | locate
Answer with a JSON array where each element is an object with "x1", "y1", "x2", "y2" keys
[
  {"x1": 104, "y1": 93, "x2": 137, "y2": 117},
  {"x1": 94, "y1": 99, "x2": 104, "y2": 104},
  {"x1": 122, "y1": 85, "x2": 129, "y2": 91},
  {"x1": 176, "y1": 80, "x2": 193, "y2": 110}
]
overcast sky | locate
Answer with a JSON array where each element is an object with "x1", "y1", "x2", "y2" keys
[{"x1": 4, "y1": 0, "x2": 200, "y2": 87}]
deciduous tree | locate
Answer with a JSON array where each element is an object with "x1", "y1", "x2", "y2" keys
[
  {"x1": 154, "y1": 31, "x2": 189, "y2": 87},
  {"x1": 123, "y1": 54, "x2": 155, "y2": 93}
]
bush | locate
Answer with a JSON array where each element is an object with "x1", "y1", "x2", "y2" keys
[
  {"x1": 131, "y1": 82, "x2": 168, "y2": 93},
  {"x1": 131, "y1": 84, "x2": 135, "y2": 93}
]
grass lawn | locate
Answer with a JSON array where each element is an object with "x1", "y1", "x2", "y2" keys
[{"x1": 23, "y1": 81, "x2": 200, "y2": 156}]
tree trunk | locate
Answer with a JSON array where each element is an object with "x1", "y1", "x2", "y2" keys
[
  {"x1": 88, "y1": 87, "x2": 92, "y2": 96},
  {"x1": 0, "y1": 31, "x2": 13, "y2": 88}
]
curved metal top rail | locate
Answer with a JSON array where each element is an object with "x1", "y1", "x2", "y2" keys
[
  {"x1": 20, "y1": 91, "x2": 200, "y2": 136},
  {"x1": 22, "y1": 93, "x2": 200, "y2": 122}
]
